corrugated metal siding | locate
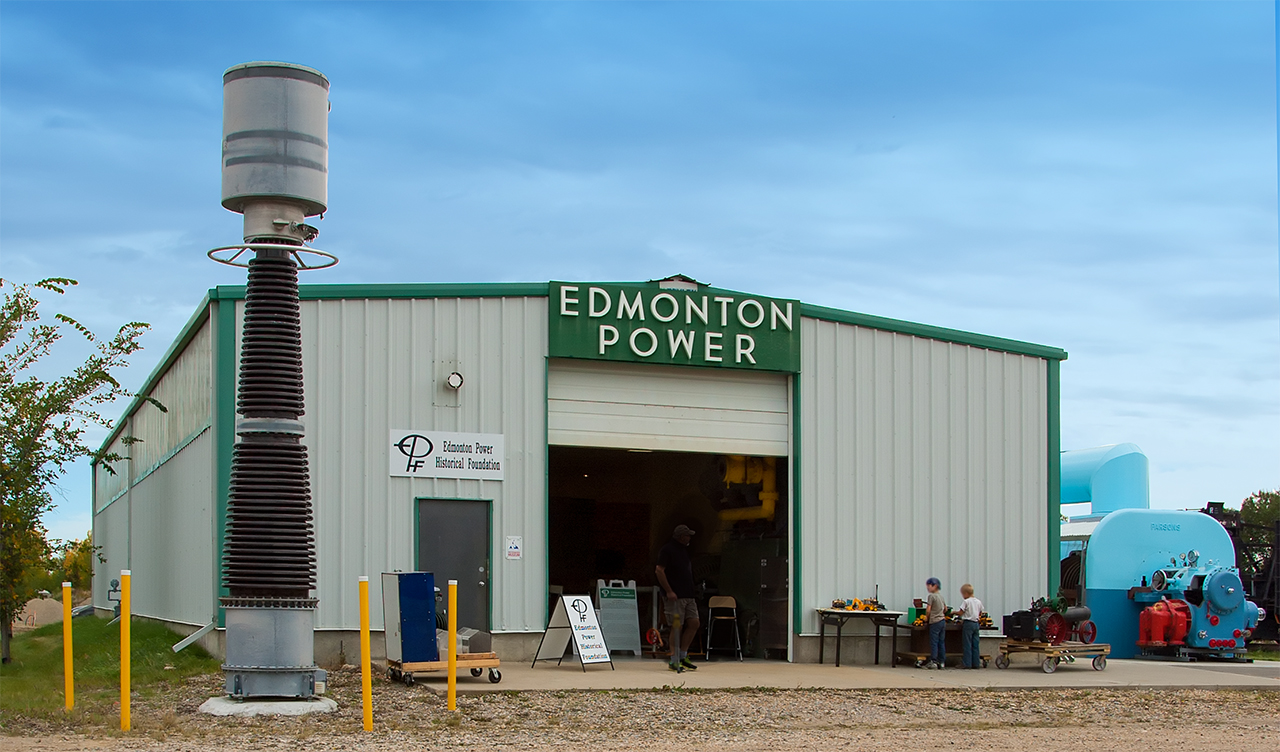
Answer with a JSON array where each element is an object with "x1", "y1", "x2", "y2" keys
[
  {"x1": 92, "y1": 497, "x2": 129, "y2": 611},
  {"x1": 548, "y1": 360, "x2": 790, "y2": 455},
  {"x1": 91, "y1": 320, "x2": 215, "y2": 618},
  {"x1": 129, "y1": 320, "x2": 212, "y2": 479},
  {"x1": 798, "y1": 317, "x2": 1048, "y2": 634},
  {"x1": 94, "y1": 433, "x2": 130, "y2": 511},
  {"x1": 128, "y1": 429, "x2": 214, "y2": 625},
  {"x1": 232, "y1": 296, "x2": 549, "y2": 632}
]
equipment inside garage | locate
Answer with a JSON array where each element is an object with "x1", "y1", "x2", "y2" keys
[{"x1": 549, "y1": 446, "x2": 790, "y2": 659}]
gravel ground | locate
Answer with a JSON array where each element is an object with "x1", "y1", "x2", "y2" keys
[{"x1": 3, "y1": 666, "x2": 1278, "y2": 751}]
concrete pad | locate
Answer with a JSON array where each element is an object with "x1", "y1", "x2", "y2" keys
[
  {"x1": 198, "y1": 696, "x2": 338, "y2": 717},
  {"x1": 397, "y1": 655, "x2": 1280, "y2": 695}
]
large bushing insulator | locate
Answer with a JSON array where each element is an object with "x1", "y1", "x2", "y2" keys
[{"x1": 221, "y1": 252, "x2": 316, "y2": 599}]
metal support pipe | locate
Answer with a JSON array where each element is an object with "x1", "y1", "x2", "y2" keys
[
  {"x1": 61, "y1": 582, "x2": 73, "y2": 711},
  {"x1": 359, "y1": 576, "x2": 373, "y2": 731},
  {"x1": 447, "y1": 580, "x2": 458, "y2": 711},
  {"x1": 120, "y1": 570, "x2": 131, "y2": 731}
]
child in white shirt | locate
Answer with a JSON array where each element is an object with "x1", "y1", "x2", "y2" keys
[{"x1": 958, "y1": 584, "x2": 983, "y2": 669}]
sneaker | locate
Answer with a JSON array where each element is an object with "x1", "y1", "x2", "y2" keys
[
  {"x1": 679, "y1": 657, "x2": 698, "y2": 671},
  {"x1": 668, "y1": 662, "x2": 685, "y2": 673},
  {"x1": 922, "y1": 661, "x2": 937, "y2": 669}
]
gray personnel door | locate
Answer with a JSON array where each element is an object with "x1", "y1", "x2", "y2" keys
[{"x1": 416, "y1": 499, "x2": 491, "y2": 632}]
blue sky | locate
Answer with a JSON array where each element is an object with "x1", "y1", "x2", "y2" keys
[{"x1": 1, "y1": 1, "x2": 1276, "y2": 541}]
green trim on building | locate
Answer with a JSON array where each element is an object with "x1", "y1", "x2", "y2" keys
[
  {"x1": 96, "y1": 424, "x2": 211, "y2": 513},
  {"x1": 800, "y1": 303, "x2": 1067, "y2": 362},
  {"x1": 93, "y1": 294, "x2": 213, "y2": 457},
  {"x1": 542, "y1": 357, "x2": 552, "y2": 629},
  {"x1": 204, "y1": 282, "x2": 1068, "y2": 362},
  {"x1": 1046, "y1": 359, "x2": 1062, "y2": 597},
  {"x1": 213, "y1": 298, "x2": 238, "y2": 627},
  {"x1": 791, "y1": 374, "x2": 802, "y2": 635},
  {"x1": 209, "y1": 282, "x2": 551, "y2": 302}
]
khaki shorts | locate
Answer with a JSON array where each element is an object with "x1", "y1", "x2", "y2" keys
[{"x1": 664, "y1": 597, "x2": 699, "y2": 625}]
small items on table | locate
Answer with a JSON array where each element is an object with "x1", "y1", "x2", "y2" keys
[{"x1": 816, "y1": 602, "x2": 906, "y2": 667}]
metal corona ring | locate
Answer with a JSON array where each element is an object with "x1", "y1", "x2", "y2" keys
[{"x1": 208, "y1": 242, "x2": 339, "y2": 270}]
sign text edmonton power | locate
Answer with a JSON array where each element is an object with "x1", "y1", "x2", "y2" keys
[{"x1": 548, "y1": 282, "x2": 802, "y2": 372}]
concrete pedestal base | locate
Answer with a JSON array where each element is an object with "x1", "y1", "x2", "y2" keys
[{"x1": 199, "y1": 696, "x2": 338, "y2": 717}]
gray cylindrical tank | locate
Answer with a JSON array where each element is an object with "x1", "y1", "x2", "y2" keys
[{"x1": 221, "y1": 61, "x2": 329, "y2": 217}]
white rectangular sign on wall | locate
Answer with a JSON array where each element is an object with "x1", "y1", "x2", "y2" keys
[{"x1": 389, "y1": 430, "x2": 505, "y2": 480}]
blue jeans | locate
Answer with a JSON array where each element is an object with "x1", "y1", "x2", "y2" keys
[
  {"x1": 961, "y1": 620, "x2": 981, "y2": 668},
  {"x1": 929, "y1": 621, "x2": 946, "y2": 666}
]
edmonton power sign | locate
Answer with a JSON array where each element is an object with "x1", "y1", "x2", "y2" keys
[{"x1": 548, "y1": 282, "x2": 801, "y2": 372}]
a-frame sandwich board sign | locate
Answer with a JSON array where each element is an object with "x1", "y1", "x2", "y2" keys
[{"x1": 531, "y1": 594, "x2": 615, "y2": 672}]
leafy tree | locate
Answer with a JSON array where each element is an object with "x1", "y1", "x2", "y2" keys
[
  {"x1": 59, "y1": 533, "x2": 95, "y2": 591},
  {"x1": 1240, "y1": 489, "x2": 1280, "y2": 549},
  {"x1": 0, "y1": 278, "x2": 154, "y2": 663},
  {"x1": 17, "y1": 533, "x2": 97, "y2": 598}
]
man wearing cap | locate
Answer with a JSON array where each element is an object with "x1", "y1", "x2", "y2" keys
[{"x1": 655, "y1": 525, "x2": 700, "y2": 672}]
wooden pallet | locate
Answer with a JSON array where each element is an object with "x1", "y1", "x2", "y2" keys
[
  {"x1": 387, "y1": 652, "x2": 502, "y2": 685},
  {"x1": 996, "y1": 640, "x2": 1110, "y2": 673}
]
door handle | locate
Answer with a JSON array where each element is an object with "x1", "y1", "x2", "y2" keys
[{"x1": 478, "y1": 581, "x2": 486, "y2": 587}]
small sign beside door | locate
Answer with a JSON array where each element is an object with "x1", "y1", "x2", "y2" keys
[
  {"x1": 390, "y1": 429, "x2": 505, "y2": 480},
  {"x1": 505, "y1": 536, "x2": 523, "y2": 560}
]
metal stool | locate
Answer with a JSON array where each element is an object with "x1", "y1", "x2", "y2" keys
[{"x1": 705, "y1": 596, "x2": 744, "y2": 661}]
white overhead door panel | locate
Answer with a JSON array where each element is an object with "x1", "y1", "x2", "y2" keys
[{"x1": 548, "y1": 359, "x2": 790, "y2": 455}]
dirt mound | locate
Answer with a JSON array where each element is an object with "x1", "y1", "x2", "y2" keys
[{"x1": 13, "y1": 596, "x2": 65, "y2": 632}]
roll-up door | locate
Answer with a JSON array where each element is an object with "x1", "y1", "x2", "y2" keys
[{"x1": 547, "y1": 359, "x2": 790, "y2": 455}]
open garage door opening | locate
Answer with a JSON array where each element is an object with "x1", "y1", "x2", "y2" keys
[{"x1": 549, "y1": 446, "x2": 790, "y2": 660}]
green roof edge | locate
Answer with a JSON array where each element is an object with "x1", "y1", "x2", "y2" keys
[
  {"x1": 101, "y1": 280, "x2": 1065, "y2": 454},
  {"x1": 212, "y1": 282, "x2": 1066, "y2": 360},
  {"x1": 210, "y1": 281, "x2": 552, "y2": 301},
  {"x1": 800, "y1": 302, "x2": 1068, "y2": 361},
  {"x1": 94, "y1": 292, "x2": 213, "y2": 458}
]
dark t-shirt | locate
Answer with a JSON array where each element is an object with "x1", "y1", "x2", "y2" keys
[{"x1": 657, "y1": 539, "x2": 697, "y2": 599}]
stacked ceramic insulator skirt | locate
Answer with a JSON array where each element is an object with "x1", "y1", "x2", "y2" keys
[{"x1": 221, "y1": 251, "x2": 316, "y2": 603}]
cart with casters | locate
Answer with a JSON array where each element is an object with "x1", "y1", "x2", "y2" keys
[
  {"x1": 994, "y1": 639, "x2": 1110, "y2": 673},
  {"x1": 387, "y1": 652, "x2": 502, "y2": 685}
]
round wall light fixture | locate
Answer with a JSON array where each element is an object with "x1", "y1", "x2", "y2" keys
[{"x1": 446, "y1": 372, "x2": 464, "y2": 390}]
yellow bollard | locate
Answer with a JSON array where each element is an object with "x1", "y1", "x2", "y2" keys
[
  {"x1": 358, "y1": 576, "x2": 373, "y2": 732},
  {"x1": 62, "y1": 581, "x2": 73, "y2": 711},
  {"x1": 120, "y1": 569, "x2": 131, "y2": 732},
  {"x1": 447, "y1": 580, "x2": 457, "y2": 711}
]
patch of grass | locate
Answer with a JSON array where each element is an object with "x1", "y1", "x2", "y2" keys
[
  {"x1": 0, "y1": 616, "x2": 219, "y2": 718},
  {"x1": 1247, "y1": 648, "x2": 1279, "y2": 661}
]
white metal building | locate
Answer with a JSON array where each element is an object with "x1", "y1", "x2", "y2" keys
[{"x1": 93, "y1": 278, "x2": 1065, "y2": 662}]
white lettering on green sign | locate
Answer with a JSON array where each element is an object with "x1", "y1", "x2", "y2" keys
[{"x1": 550, "y1": 282, "x2": 801, "y2": 372}]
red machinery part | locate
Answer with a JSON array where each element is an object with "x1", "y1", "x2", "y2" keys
[
  {"x1": 1041, "y1": 612, "x2": 1070, "y2": 645},
  {"x1": 1138, "y1": 599, "x2": 1192, "y2": 647},
  {"x1": 1074, "y1": 620, "x2": 1098, "y2": 645}
]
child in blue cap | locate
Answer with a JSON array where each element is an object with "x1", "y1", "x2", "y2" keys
[{"x1": 925, "y1": 577, "x2": 946, "y2": 669}]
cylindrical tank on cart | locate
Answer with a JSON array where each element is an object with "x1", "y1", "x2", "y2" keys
[
  {"x1": 1083, "y1": 509, "x2": 1236, "y2": 658},
  {"x1": 221, "y1": 62, "x2": 330, "y2": 216}
]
